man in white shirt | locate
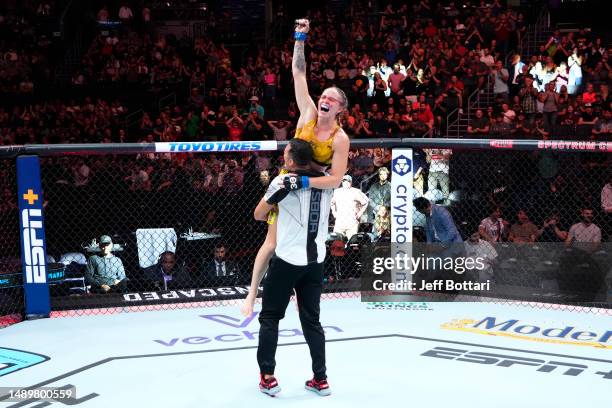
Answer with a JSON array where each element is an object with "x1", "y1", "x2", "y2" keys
[
  {"x1": 565, "y1": 207, "x2": 602, "y2": 253},
  {"x1": 331, "y1": 175, "x2": 369, "y2": 240},
  {"x1": 425, "y1": 148, "x2": 452, "y2": 201},
  {"x1": 501, "y1": 103, "x2": 516, "y2": 124},
  {"x1": 464, "y1": 232, "x2": 498, "y2": 285}
]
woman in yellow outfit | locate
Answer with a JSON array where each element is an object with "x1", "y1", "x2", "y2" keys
[{"x1": 241, "y1": 18, "x2": 350, "y2": 316}]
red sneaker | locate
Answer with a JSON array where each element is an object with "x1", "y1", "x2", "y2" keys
[
  {"x1": 259, "y1": 374, "x2": 281, "y2": 396},
  {"x1": 305, "y1": 377, "x2": 331, "y2": 396}
]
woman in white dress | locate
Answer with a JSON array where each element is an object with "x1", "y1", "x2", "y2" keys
[
  {"x1": 567, "y1": 48, "x2": 583, "y2": 95},
  {"x1": 555, "y1": 62, "x2": 569, "y2": 93}
]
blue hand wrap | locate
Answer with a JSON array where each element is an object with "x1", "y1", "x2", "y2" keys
[{"x1": 294, "y1": 32, "x2": 308, "y2": 42}]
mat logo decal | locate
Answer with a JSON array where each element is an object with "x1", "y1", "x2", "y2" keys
[
  {"x1": 441, "y1": 317, "x2": 612, "y2": 349},
  {"x1": 200, "y1": 312, "x2": 258, "y2": 328},
  {"x1": 0, "y1": 347, "x2": 50, "y2": 377},
  {"x1": 366, "y1": 302, "x2": 433, "y2": 311},
  {"x1": 153, "y1": 313, "x2": 344, "y2": 347},
  {"x1": 422, "y1": 346, "x2": 612, "y2": 380}
]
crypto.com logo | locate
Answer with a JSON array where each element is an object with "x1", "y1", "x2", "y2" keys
[
  {"x1": 154, "y1": 313, "x2": 344, "y2": 347},
  {"x1": 392, "y1": 155, "x2": 412, "y2": 176}
]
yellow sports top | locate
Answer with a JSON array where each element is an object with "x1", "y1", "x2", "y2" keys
[{"x1": 294, "y1": 119, "x2": 339, "y2": 167}]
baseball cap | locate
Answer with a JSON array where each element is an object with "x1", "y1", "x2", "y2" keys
[
  {"x1": 99, "y1": 235, "x2": 112, "y2": 245},
  {"x1": 342, "y1": 175, "x2": 352, "y2": 183}
]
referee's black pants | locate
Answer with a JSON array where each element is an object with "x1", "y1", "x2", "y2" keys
[{"x1": 257, "y1": 256, "x2": 326, "y2": 380}]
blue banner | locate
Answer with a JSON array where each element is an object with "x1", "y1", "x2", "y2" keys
[{"x1": 17, "y1": 155, "x2": 50, "y2": 318}]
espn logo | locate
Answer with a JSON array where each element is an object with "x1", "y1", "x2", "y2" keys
[{"x1": 21, "y1": 208, "x2": 46, "y2": 284}]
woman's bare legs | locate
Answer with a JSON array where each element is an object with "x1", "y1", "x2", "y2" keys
[{"x1": 241, "y1": 219, "x2": 277, "y2": 316}]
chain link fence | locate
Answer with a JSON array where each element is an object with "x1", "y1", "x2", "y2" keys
[
  {"x1": 0, "y1": 160, "x2": 23, "y2": 327},
  {"x1": 1, "y1": 141, "x2": 612, "y2": 325}
]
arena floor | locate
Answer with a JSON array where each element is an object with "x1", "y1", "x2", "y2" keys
[{"x1": 1, "y1": 296, "x2": 611, "y2": 407}]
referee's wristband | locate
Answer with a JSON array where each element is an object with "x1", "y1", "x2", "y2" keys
[
  {"x1": 301, "y1": 176, "x2": 310, "y2": 189},
  {"x1": 294, "y1": 32, "x2": 308, "y2": 42}
]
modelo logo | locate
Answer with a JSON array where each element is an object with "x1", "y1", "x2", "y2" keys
[
  {"x1": 22, "y1": 208, "x2": 46, "y2": 284},
  {"x1": 474, "y1": 316, "x2": 612, "y2": 344},
  {"x1": 166, "y1": 141, "x2": 262, "y2": 152},
  {"x1": 422, "y1": 346, "x2": 612, "y2": 380},
  {"x1": 153, "y1": 312, "x2": 343, "y2": 347},
  {"x1": 442, "y1": 317, "x2": 612, "y2": 348}
]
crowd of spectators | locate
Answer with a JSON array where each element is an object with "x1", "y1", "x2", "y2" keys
[
  {"x1": 466, "y1": 29, "x2": 611, "y2": 139},
  {"x1": 1, "y1": 1, "x2": 610, "y2": 145},
  {"x1": 0, "y1": 1, "x2": 57, "y2": 95},
  {"x1": 0, "y1": 1, "x2": 611, "y2": 263}
]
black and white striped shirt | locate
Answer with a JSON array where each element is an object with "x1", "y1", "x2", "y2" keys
[{"x1": 265, "y1": 175, "x2": 332, "y2": 265}]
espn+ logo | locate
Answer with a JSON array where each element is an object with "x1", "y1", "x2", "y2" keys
[{"x1": 21, "y1": 208, "x2": 46, "y2": 284}]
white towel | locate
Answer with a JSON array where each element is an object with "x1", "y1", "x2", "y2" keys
[{"x1": 136, "y1": 228, "x2": 177, "y2": 268}]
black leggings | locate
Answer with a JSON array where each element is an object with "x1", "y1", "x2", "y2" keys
[{"x1": 257, "y1": 256, "x2": 326, "y2": 380}]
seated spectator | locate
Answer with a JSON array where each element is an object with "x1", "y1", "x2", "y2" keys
[
  {"x1": 592, "y1": 109, "x2": 612, "y2": 138},
  {"x1": 479, "y1": 207, "x2": 509, "y2": 243},
  {"x1": 508, "y1": 209, "x2": 538, "y2": 243},
  {"x1": 565, "y1": 207, "x2": 601, "y2": 253},
  {"x1": 200, "y1": 243, "x2": 240, "y2": 286},
  {"x1": 501, "y1": 103, "x2": 516, "y2": 124},
  {"x1": 578, "y1": 103, "x2": 598, "y2": 125},
  {"x1": 582, "y1": 83, "x2": 597, "y2": 104},
  {"x1": 534, "y1": 114, "x2": 550, "y2": 139},
  {"x1": 143, "y1": 251, "x2": 189, "y2": 291},
  {"x1": 537, "y1": 212, "x2": 568, "y2": 242},
  {"x1": 85, "y1": 235, "x2": 127, "y2": 293},
  {"x1": 372, "y1": 205, "x2": 391, "y2": 241},
  {"x1": 464, "y1": 231, "x2": 498, "y2": 286},
  {"x1": 467, "y1": 109, "x2": 490, "y2": 135},
  {"x1": 514, "y1": 111, "x2": 533, "y2": 137},
  {"x1": 413, "y1": 102, "x2": 434, "y2": 129},
  {"x1": 371, "y1": 111, "x2": 391, "y2": 136},
  {"x1": 490, "y1": 114, "x2": 513, "y2": 137}
]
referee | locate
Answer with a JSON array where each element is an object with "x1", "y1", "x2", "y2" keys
[{"x1": 251, "y1": 138, "x2": 332, "y2": 396}]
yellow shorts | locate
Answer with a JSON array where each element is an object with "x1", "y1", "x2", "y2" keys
[{"x1": 267, "y1": 169, "x2": 289, "y2": 225}]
